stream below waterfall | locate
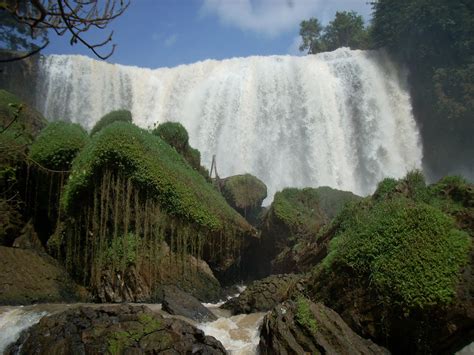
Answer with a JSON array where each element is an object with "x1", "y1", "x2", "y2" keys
[{"x1": 0, "y1": 301, "x2": 265, "y2": 355}]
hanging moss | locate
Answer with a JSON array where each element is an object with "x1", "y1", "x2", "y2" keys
[
  {"x1": 90, "y1": 110, "x2": 132, "y2": 136},
  {"x1": 63, "y1": 122, "x2": 250, "y2": 233},
  {"x1": 221, "y1": 174, "x2": 267, "y2": 210},
  {"x1": 29, "y1": 122, "x2": 88, "y2": 170}
]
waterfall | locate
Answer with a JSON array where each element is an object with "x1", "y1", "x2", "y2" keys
[{"x1": 37, "y1": 48, "x2": 422, "y2": 200}]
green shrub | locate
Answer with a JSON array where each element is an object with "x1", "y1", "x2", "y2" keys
[
  {"x1": 324, "y1": 196, "x2": 471, "y2": 309},
  {"x1": 152, "y1": 121, "x2": 189, "y2": 152},
  {"x1": 63, "y1": 122, "x2": 249, "y2": 232},
  {"x1": 90, "y1": 110, "x2": 132, "y2": 136},
  {"x1": 373, "y1": 177, "x2": 398, "y2": 200},
  {"x1": 29, "y1": 122, "x2": 88, "y2": 170},
  {"x1": 295, "y1": 296, "x2": 318, "y2": 334}
]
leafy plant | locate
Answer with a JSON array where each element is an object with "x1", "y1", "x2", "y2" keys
[{"x1": 90, "y1": 110, "x2": 132, "y2": 136}]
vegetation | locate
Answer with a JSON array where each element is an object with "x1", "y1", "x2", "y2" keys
[
  {"x1": 90, "y1": 110, "x2": 132, "y2": 136},
  {"x1": 299, "y1": 11, "x2": 369, "y2": 54},
  {"x1": 370, "y1": 0, "x2": 474, "y2": 178},
  {"x1": 322, "y1": 172, "x2": 472, "y2": 310},
  {"x1": 1, "y1": 0, "x2": 129, "y2": 61},
  {"x1": 295, "y1": 296, "x2": 318, "y2": 334},
  {"x1": 271, "y1": 188, "x2": 327, "y2": 240},
  {"x1": 221, "y1": 174, "x2": 267, "y2": 210},
  {"x1": 29, "y1": 122, "x2": 88, "y2": 170}
]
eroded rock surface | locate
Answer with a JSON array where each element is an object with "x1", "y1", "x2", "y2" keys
[
  {"x1": 223, "y1": 274, "x2": 302, "y2": 314},
  {"x1": 162, "y1": 285, "x2": 217, "y2": 322},
  {"x1": 6, "y1": 304, "x2": 226, "y2": 354},
  {"x1": 259, "y1": 299, "x2": 389, "y2": 355}
]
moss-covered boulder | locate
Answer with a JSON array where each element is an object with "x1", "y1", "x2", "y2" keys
[
  {"x1": 90, "y1": 109, "x2": 132, "y2": 136},
  {"x1": 59, "y1": 122, "x2": 253, "y2": 298},
  {"x1": 220, "y1": 174, "x2": 267, "y2": 225},
  {"x1": 259, "y1": 298, "x2": 388, "y2": 354},
  {"x1": 6, "y1": 305, "x2": 226, "y2": 354},
  {"x1": 152, "y1": 121, "x2": 209, "y2": 178},
  {"x1": 245, "y1": 186, "x2": 359, "y2": 278},
  {"x1": 308, "y1": 172, "x2": 473, "y2": 353},
  {"x1": 29, "y1": 121, "x2": 88, "y2": 170}
]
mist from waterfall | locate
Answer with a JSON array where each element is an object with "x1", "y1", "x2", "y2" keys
[{"x1": 37, "y1": 48, "x2": 422, "y2": 201}]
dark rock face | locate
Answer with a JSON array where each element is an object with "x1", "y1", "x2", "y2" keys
[
  {"x1": 12, "y1": 220, "x2": 45, "y2": 253},
  {"x1": 96, "y1": 243, "x2": 222, "y2": 303},
  {"x1": 0, "y1": 246, "x2": 79, "y2": 305},
  {"x1": 6, "y1": 304, "x2": 226, "y2": 354},
  {"x1": 162, "y1": 285, "x2": 217, "y2": 322},
  {"x1": 223, "y1": 274, "x2": 302, "y2": 314},
  {"x1": 259, "y1": 299, "x2": 389, "y2": 355}
]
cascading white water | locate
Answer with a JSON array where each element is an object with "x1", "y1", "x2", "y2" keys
[{"x1": 37, "y1": 48, "x2": 422, "y2": 200}]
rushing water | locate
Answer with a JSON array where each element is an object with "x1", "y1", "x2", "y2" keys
[
  {"x1": 37, "y1": 48, "x2": 422, "y2": 201},
  {"x1": 0, "y1": 299, "x2": 263, "y2": 354}
]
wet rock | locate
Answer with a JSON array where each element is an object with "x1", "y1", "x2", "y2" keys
[
  {"x1": 96, "y1": 242, "x2": 222, "y2": 303},
  {"x1": 259, "y1": 298, "x2": 389, "y2": 355},
  {"x1": 0, "y1": 246, "x2": 80, "y2": 305},
  {"x1": 223, "y1": 274, "x2": 302, "y2": 314},
  {"x1": 162, "y1": 285, "x2": 217, "y2": 322},
  {"x1": 6, "y1": 304, "x2": 226, "y2": 354},
  {"x1": 12, "y1": 220, "x2": 45, "y2": 253}
]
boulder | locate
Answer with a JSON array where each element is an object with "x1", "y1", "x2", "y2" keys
[
  {"x1": 223, "y1": 274, "x2": 302, "y2": 314},
  {"x1": 5, "y1": 304, "x2": 226, "y2": 354},
  {"x1": 308, "y1": 173, "x2": 474, "y2": 353},
  {"x1": 259, "y1": 298, "x2": 389, "y2": 355},
  {"x1": 12, "y1": 220, "x2": 45, "y2": 253},
  {"x1": 162, "y1": 285, "x2": 217, "y2": 322},
  {"x1": 0, "y1": 246, "x2": 80, "y2": 305},
  {"x1": 220, "y1": 173, "x2": 267, "y2": 226},
  {"x1": 95, "y1": 242, "x2": 222, "y2": 303}
]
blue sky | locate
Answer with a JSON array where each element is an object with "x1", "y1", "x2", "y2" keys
[{"x1": 44, "y1": 0, "x2": 372, "y2": 69}]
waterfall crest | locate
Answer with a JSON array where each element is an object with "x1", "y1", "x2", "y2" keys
[{"x1": 38, "y1": 48, "x2": 422, "y2": 200}]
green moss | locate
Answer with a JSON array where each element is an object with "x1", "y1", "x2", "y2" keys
[
  {"x1": 63, "y1": 122, "x2": 249, "y2": 233},
  {"x1": 138, "y1": 313, "x2": 164, "y2": 333},
  {"x1": 29, "y1": 122, "x2": 88, "y2": 170},
  {"x1": 152, "y1": 121, "x2": 189, "y2": 152},
  {"x1": 324, "y1": 193, "x2": 471, "y2": 309},
  {"x1": 222, "y1": 174, "x2": 267, "y2": 209},
  {"x1": 272, "y1": 188, "x2": 327, "y2": 237},
  {"x1": 107, "y1": 331, "x2": 134, "y2": 355},
  {"x1": 90, "y1": 110, "x2": 132, "y2": 136},
  {"x1": 104, "y1": 233, "x2": 140, "y2": 271},
  {"x1": 295, "y1": 296, "x2": 318, "y2": 334}
]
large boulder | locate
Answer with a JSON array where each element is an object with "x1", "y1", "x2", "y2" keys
[
  {"x1": 5, "y1": 305, "x2": 226, "y2": 354},
  {"x1": 259, "y1": 298, "x2": 389, "y2": 354},
  {"x1": 223, "y1": 274, "x2": 302, "y2": 314},
  {"x1": 162, "y1": 285, "x2": 217, "y2": 322},
  {"x1": 0, "y1": 246, "x2": 80, "y2": 305},
  {"x1": 220, "y1": 173, "x2": 267, "y2": 226},
  {"x1": 244, "y1": 186, "x2": 359, "y2": 278},
  {"x1": 308, "y1": 172, "x2": 474, "y2": 353}
]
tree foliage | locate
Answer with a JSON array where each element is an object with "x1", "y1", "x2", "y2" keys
[
  {"x1": 299, "y1": 11, "x2": 369, "y2": 54},
  {"x1": 370, "y1": 0, "x2": 474, "y2": 178},
  {"x1": 0, "y1": 0, "x2": 129, "y2": 61}
]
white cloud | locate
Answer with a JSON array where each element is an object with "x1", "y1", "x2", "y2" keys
[
  {"x1": 164, "y1": 34, "x2": 178, "y2": 47},
  {"x1": 200, "y1": 0, "x2": 372, "y2": 36}
]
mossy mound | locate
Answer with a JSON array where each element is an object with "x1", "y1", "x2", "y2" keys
[
  {"x1": 29, "y1": 122, "x2": 88, "y2": 170},
  {"x1": 309, "y1": 172, "x2": 473, "y2": 353},
  {"x1": 152, "y1": 121, "x2": 207, "y2": 177},
  {"x1": 90, "y1": 109, "x2": 132, "y2": 136},
  {"x1": 221, "y1": 174, "x2": 267, "y2": 225},
  {"x1": 152, "y1": 121, "x2": 189, "y2": 151},
  {"x1": 63, "y1": 122, "x2": 249, "y2": 232}
]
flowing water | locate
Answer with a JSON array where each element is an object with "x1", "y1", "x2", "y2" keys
[
  {"x1": 37, "y1": 48, "x2": 422, "y2": 202},
  {"x1": 0, "y1": 299, "x2": 264, "y2": 354}
]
